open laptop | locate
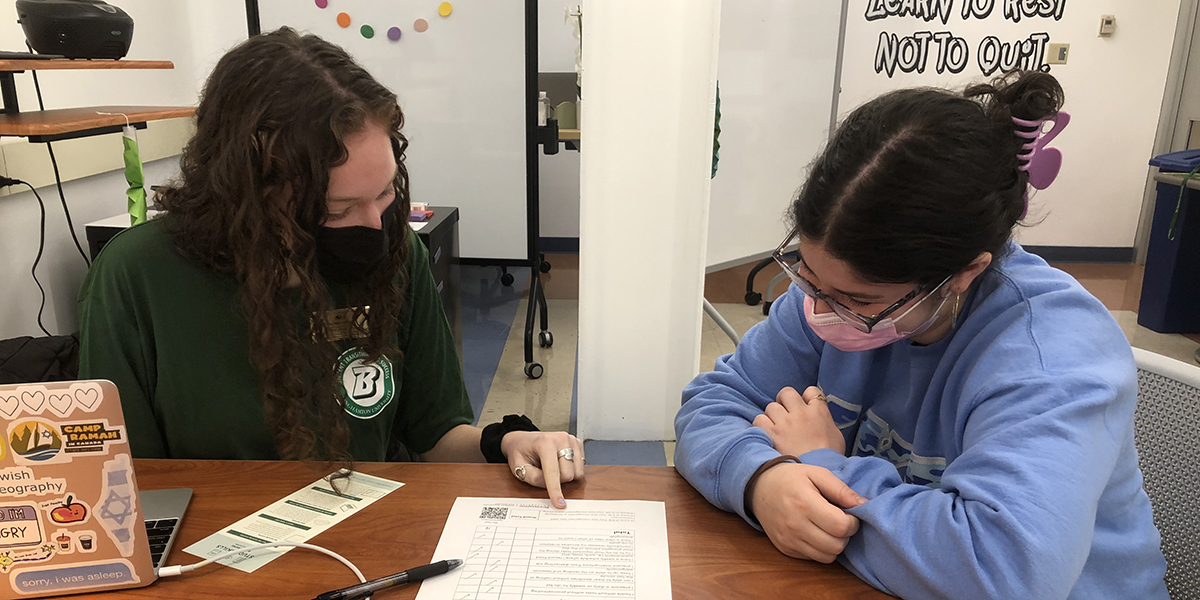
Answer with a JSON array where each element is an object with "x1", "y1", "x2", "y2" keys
[{"x1": 0, "y1": 379, "x2": 190, "y2": 598}]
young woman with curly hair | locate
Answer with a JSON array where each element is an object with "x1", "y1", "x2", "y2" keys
[{"x1": 79, "y1": 28, "x2": 582, "y2": 506}]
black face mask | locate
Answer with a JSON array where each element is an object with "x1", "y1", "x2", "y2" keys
[{"x1": 315, "y1": 201, "x2": 398, "y2": 284}]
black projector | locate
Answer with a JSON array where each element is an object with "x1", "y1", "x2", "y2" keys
[{"x1": 16, "y1": 0, "x2": 134, "y2": 60}]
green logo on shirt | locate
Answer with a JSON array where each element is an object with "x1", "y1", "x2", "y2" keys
[{"x1": 336, "y1": 348, "x2": 395, "y2": 419}]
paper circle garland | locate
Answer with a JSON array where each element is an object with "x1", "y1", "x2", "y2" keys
[{"x1": 317, "y1": 2, "x2": 449, "y2": 43}]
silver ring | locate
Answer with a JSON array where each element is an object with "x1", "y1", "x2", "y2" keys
[
  {"x1": 558, "y1": 448, "x2": 575, "y2": 461},
  {"x1": 514, "y1": 464, "x2": 530, "y2": 481}
]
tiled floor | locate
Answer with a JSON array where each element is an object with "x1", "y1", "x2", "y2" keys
[
  {"x1": 460, "y1": 266, "x2": 529, "y2": 421},
  {"x1": 460, "y1": 254, "x2": 1200, "y2": 467}
]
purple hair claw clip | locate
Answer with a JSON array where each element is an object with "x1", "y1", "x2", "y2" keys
[{"x1": 1012, "y1": 111, "x2": 1070, "y2": 219}]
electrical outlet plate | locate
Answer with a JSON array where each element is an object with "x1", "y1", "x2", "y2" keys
[
  {"x1": 1099, "y1": 14, "x2": 1116, "y2": 36},
  {"x1": 1046, "y1": 43, "x2": 1070, "y2": 65}
]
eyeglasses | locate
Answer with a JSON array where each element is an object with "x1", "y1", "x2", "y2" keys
[{"x1": 771, "y1": 228, "x2": 949, "y2": 333}]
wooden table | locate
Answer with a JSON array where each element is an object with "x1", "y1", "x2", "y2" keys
[{"x1": 76, "y1": 461, "x2": 889, "y2": 600}]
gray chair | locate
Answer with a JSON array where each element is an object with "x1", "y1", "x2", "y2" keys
[{"x1": 1133, "y1": 347, "x2": 1200, "y2": 599}]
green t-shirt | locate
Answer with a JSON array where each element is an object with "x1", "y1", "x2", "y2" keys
[{"x1": 77, "y1": 217, "x2": 473, "y2": 461}]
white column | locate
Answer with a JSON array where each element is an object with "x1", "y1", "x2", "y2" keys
[{"x1": 576, "y1": 0, "x2": 722, "y2": 441}]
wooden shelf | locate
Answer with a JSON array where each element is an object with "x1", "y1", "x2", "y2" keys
[
  {"x1": 0, "y1": 59, "x2": 174, "y2": 72},
  {"x1": 0, "y1": 105, "x2": 195, "y2": 139},
  {"x1": 559, "y1": 128, "x2": 580, "y2": 141}
]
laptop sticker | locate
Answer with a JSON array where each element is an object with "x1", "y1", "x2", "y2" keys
[
  {"x1": 60, "y1": 421, "x2": 124, "y2": 457},
  {"x1": 8, "y1": 558, "x2": 139, "y2": 595},
  {"x1": 0, "y1": 469, "x2": 65, "y2": 500},
  {"x1": 66, "y1": 384, "x2": 102, "y2": 414},
  {"x1": 0, "y1": 546, "x2": 55, "y2": 576},
  {"x1": 0, "y1": 505, "x2": 43, "y2": 553},
  {"x1": 49, "y1": 531, "x2": 72, "y2": 556},
  {"x1": 0, "y1": 384, "x2": 104, "y2": 420},
  {"x1": 38, "y1": 495, "x2": 89, "y2": 527},
  {"x1": 0, "y1": 396, "x2": 16, "y2": 420},
  {"x1": 16, "y1": 394, "x2": 42, "y2": 417},
  {"x1": 6, "y1": 423, "x2": 66, "y2": 467},
  {"x1": 73, "y1": 531, "x2": 96, "y2": 554},
  {"x1": 94, "y1": 455, "x2": 137, "y2": 558},
  {"x1": 44, "y1": 396, "x2": 71, "y2": 420}
]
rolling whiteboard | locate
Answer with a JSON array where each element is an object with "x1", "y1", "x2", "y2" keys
[
  {"x1": 706, "y1": 1, "x2": 845, "y2": 269},
  {"x1": 259, "y1": 0, "x2": 528, "y2": 260}
]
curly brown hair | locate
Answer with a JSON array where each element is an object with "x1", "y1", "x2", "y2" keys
[{"x1": 157, "y1": 28, "x2": 412, "y2": 463}]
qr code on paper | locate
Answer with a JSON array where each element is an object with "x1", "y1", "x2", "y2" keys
[{"x1": 479, "y1": 506, "x2": 509, "y2": 520}]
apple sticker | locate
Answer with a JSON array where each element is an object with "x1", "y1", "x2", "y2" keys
[{"x1": 39, "y1": 495, "x2": 89, "y2": 526}]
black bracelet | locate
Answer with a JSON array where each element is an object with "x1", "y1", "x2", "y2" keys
[{"x1": 480, "y1": 414, "x2": 540, "y2": 463}]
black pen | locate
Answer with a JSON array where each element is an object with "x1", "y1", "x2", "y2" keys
[{"x1": 313, "y1": 559, "x2": 464, "y2": 600}]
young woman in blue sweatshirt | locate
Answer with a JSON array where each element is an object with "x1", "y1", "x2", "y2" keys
[{"x1": 674, "y1": 71, "x2": 1168, "y2": 599}]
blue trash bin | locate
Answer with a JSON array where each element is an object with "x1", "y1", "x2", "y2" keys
[{"x1": 1138, "y1": 173, "x2": 1200, "y2": 334}]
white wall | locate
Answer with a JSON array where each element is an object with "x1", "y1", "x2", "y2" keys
[
  {"x1": 0, "y1": 158, "x2": 182, "y2": 339},
  {"x1": 1, "y1": 0, "x2": 244, "y2": 112},
  {"x1": 840, "y1": 0, "x2": 1182, "y2": 248},
  {"x1": 0, "y1": 1, "x2": 246, "y2": 340}
]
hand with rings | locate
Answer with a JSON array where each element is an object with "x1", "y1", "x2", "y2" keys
[
  {"x1": 753, "y1": 386, "x2": 846, "y2": 457},
  {"x1": 501, "y1": 430, "x2": 586, "y2": 508}
]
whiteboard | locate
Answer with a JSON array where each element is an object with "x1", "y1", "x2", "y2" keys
[
  {"x1": 258, "y1": 0, "x2": 529, "y2": 260},
  {"x1": 706, "y1": 1, "x2": 844, "y2": 269}
]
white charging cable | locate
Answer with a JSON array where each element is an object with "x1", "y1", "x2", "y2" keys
[{"x1": 156, "y1": 542, "x2": 367, "y2": 583}]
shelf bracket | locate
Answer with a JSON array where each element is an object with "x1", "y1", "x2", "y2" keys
[{"x1": 1, "y1": 72, "x2": 20, "y2": 115}]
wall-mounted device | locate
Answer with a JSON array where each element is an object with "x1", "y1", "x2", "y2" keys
[
  {"x1": 1047, "y1": 43, "x2": 1070, "y2": 65},
  {"x1": 16, "y1": 0, "x2": 134, "y2": 60},
  {"x1": 1099, "y1": 15, "x2": 1117, "y2": 37}
]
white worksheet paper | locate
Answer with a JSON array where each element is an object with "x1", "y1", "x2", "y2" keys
[
  {"x1": 415, "y1": 498, "x2": 672, "y2": 600},
  {"x1": 183, "y1": 470, "x2": 403, "y2": 573}
]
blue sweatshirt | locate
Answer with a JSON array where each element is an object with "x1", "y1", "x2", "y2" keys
[{"x1": 674, "y1": 243, "x2": 1168, "y2": 600}]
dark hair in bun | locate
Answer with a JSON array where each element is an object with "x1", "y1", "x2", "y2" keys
[{"x1": 792, "y1": 70, "x2": 1065, "y2": 285}]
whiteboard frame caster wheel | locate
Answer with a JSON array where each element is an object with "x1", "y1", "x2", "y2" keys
[
  {"x1": 538, "y1": 331, "x2": 554, "y2": 348},
  {"x1": 524, "y1": 362, "x2": 544, "y2": 379}
]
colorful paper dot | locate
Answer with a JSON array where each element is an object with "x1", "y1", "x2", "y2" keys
[
  {"x1": 360, "y1": 24, "x2": 374, "y2": 39},
  {"x1": 438, "y1": 2, "x2": 452, "y2": 17},
  {"x1": 413, "y1": 18, "x2": 429, "y2": 32},
  {"x1": 336, "y1": 12, "x2": 351, "y2": 28},
  {"x1": 387, "y1": 27, "x2": 402, "y2": 41},
  {"x1": 315, "y1": 0, "x2": 327, "y2": 8}
]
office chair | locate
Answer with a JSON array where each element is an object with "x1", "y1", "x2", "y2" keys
[{"x1": 1132, "y1": 346, "x2": 1200, "y2": 599}]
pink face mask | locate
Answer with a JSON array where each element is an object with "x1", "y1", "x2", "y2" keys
[{"x1": 802, "y1": 293, "x2": 951, "y2": 352}]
